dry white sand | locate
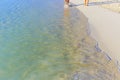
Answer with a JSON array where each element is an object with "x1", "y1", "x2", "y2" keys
[{"x1": 70, "y1": 0, "x2": 120, "y2": 65}]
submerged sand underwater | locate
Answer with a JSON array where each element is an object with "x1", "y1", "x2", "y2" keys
[{"x1": 0, "y1": 0, "x2": 120, "y2": 80}]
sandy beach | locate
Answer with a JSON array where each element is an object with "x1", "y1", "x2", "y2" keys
[
  {"x1": 90, "y1": 0, "x2": 120, "y2": 13},
  {"x1": 70, "y1": 0, "x2": 120, "y2": 67}
]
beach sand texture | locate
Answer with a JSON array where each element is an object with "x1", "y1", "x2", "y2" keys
[
  {"x1": 90, "y1": 0, "x2": 120, "y2": 13},
  {"x1": 71, "y1": 0, "x2": 120, "y2": 69}
]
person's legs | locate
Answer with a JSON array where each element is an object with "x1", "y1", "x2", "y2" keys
[
  {"x1": 84, "y1": 0, "x2": 89, "y2": 6},
  {"x1": 65, "y1": 0, "x2": 69, "y2": 5},
  {"x1": 84, "y1": 0, "x2": 86, "y2": 5},
  {"x1": 64, "y1": 0, "x2": 70, "y2": 8}
]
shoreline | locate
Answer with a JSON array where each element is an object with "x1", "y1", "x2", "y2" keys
[
  {"x1": 64, "y1": 6, "x2": 120, "y2": 79},
  {"x1": 71, "y1": 0, "x2": 120, "y2": 72}
]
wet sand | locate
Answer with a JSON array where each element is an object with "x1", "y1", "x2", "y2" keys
[
  {"x1": 63, "y1": 7, "x2": 120, "y2": 80},
  {"x1": 71, "y1": 0, "x2": 120, "y2": 73}
]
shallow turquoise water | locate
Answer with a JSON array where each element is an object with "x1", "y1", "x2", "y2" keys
[{"x1": 0, "y1": 0, "x2": 120, "y2": 80}]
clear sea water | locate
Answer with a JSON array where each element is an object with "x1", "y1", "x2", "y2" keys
[{"x1": 0, "y1": 0, "x2": 120, "y2": 80}]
